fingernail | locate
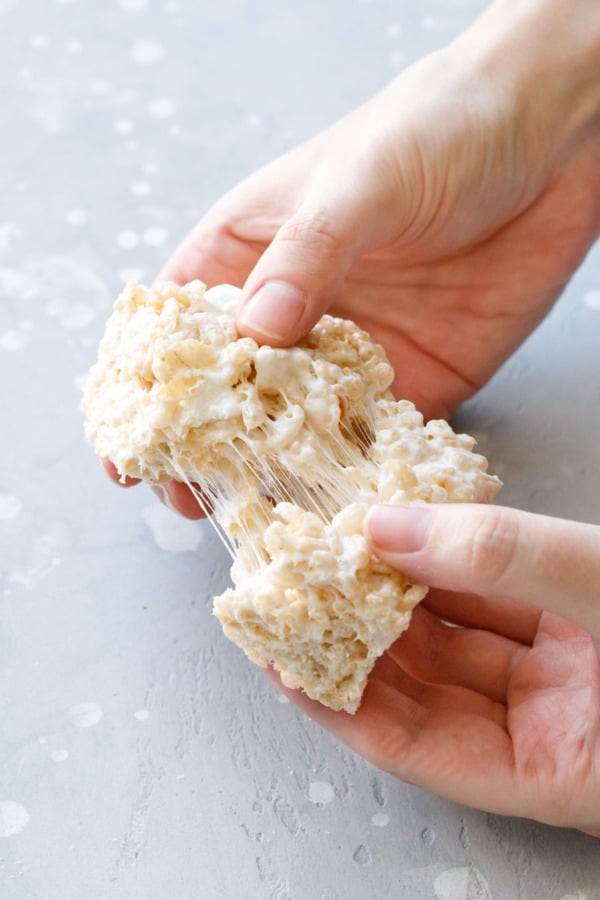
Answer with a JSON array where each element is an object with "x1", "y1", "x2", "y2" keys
[
  {"x1": 365, "y1": 505, "x2": 433, "y2": 555},
  {"x1": 237, "y1": 281, "x2": 306, "y2": 342}
]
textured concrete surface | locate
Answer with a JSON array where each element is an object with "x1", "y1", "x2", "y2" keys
[{"x1": 1, "y1": 0, "x2": 599, "y2": 898}]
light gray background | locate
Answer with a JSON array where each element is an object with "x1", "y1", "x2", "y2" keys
[{"x1": 1, "y1": 1, "x2": 599, "y2": 898}]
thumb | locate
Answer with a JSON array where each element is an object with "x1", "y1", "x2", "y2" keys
[
  {"x1": 235, "y1": 194, "x2": 381, "y2": 346},
  {"x1": 364, "y1": 503, "x2": 600, "y2": 637}
]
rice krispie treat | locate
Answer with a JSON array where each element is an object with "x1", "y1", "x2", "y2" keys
[{"x1": 82, "y1": 280, "x2": 500, "y2": 713}]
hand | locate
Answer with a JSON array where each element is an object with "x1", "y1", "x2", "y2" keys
[
  {"x1": 112, "y1": 0, "x2": 599, "y2": 511},
  {"x1": 160, "y1": 0, "x2": 600, "y2": 421},
  {"x1": 104, "y1": 2, "x2": 600, "y2": 500},
  {"x1": 268, "y1": 503, "x2": 600, "y2": 835}
]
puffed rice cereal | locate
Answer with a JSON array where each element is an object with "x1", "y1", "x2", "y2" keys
[{"x1": 82, "y1": 280, "x2": 501, "y2": 712}]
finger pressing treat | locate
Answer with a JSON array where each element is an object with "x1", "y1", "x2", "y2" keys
[{"x1": 81, "y1": 279, "x2": 500, "y2": 712}]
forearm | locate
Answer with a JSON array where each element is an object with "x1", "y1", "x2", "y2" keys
[{"x1": 459, "y1": 0, "x2": 600, "y2": 151}]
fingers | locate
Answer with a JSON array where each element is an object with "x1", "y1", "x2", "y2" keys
[
  {"x1": 266, "y1": 667, "x2": 516, "y2": 817},
  {"x1": 153, "y1": 153, "x2": 302, "y2": 288},
  {"x1": 101, "y1": 457, "x2": 140, "y2": 487},
  {"x1": 422, "y1": 588, "x2": 543, "y2": 645},
  {"x1": 154, "y1": 100, "x2": 408, "y2": 347},
  {"x1": 234, "y1": 200, "x2": 366, "y2": 345},
  {"x1": 365, "y1": 503, "x2": 600, "y2": 637},
  {"x1": 101, "y1": 458, "x2": 206, "y2": 519},
  {"x1": 155, "y1": 219, "x2": 260, "y2": 288},
  {"x1": 510, "y1": 610, "x2": 596, "y2": 698},
  {"x1": 234, "y1": 134, "x2": 401, "y2": 346},
  {"x1": 372, "y1": 651, "x2": 507, "y2": 724},
  {"x1": 152, "y1": 482, "x2": 206, "y2": 520},
  {"x1": 390, "y1": 604, "x2": 524, "y2": 702}
]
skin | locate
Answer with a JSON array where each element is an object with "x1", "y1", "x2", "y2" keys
[
  {"x1": 103, "y1": 0, "x2": 600, "y2": 831},
  {"x1": 267, "y1": 599, "x2": 600, "y2": 836}
]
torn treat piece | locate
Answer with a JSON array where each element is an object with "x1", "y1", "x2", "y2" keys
[{"x1": 82, "y1": 280, "x2": 501, "y2": 712}]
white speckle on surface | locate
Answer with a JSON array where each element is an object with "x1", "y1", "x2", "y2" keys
[
  {"x1": 0, "y1": 257, "x2": 109, "y2": 317},
  {"x1": 169, "y1": 124, "x2": 180, "y2": 137},
  {"x1": 0, "y1": 493, "x2": 22, "y2": 520},
  {"x1": 46, "y1": 298, "x2": 95, "y2": 329},
  {"x1": 277, "y1": 694, "x2": 290, "y2": 704},
  {"x1": 385, "y1": 23, "x2": 402, "y2": 37},
  {"x1": 68, "y1": 702, "x2": 103, "y2": 728},
  {"x1": 164, "y1": 0, "x2": 179, "y2": 11},
  {"x1": 0, "y1": 265, "x2": 32, "y2": 297},
  {"x1": 421, "y1": 14, "x2": 441, "y2": 30},
  {"x1": 142, "y1": 502, "x2": 205, "y2": 553},
  {"x1": 118, "y1": 267, "x2": 146, "y2": 283},
  {"x1": 65, "y1": 39, "x2": 82, "y2": 53},
  {"x1": 130, "y1": 39, "x2": 165, "y2": 65},
  {"x1": 89, "y1": 78, "x2": 111, "y2": 95},
  {"x1": 30, "y1": 33, "x2": 49, "y2": 48},
  {"x1": 134, "y1": 709, "x2": 150, "y2": 721},
  {"x1": 125, "y1": 139, "x2": 138, "y2": 151},
  {"x1": 116, "y1": 229, "x2": 140, "y2": 249},
  {"x1": 51, "y1": 749, "x2": 69, "y2": 763},
  {"x1": 246, "y1": 114, "x2": 262, "y2": 127},
  {"x1": 65, "y1": 207, "x2": 88, "y2": 226},
  {"x1": 131, "y1": 180, "x2": 151, "y2": 196},
  {"x1": 308, "y1": 782, "x2": 335, "y2": 805},
  {"x1": 114, "y1": 118, "x2": 135, "y2": 134},
  {"x1": 38, "y1": 736, "x2": 47, "y2": 744},
  {"x1": 1, "y1": 330, "x2": 29, "y2": 351},
  {"x1": 388, "y1": 50, "x2": 405, "y2": 68},
  {"x1": 370, "y1": 813, "x2": 389, "y2": 827},
  {"x1": 143, "y1": 225, "x2": 168, "y2": 246},
  {"x1": 28, "y1": 80, "x2": 70, "y2": 133},
  {"x1": 143, "y1": 161, "x2": 160, "y2": 175},
  {"x1": 14, "y1": 571, "x2": 62, "y2": 597},
  {"x1": 0, "y1": 222, "x2": 21, "y2": 250},
  {"x1": 583, "y1": 289, "x2": 600, "y2": 310},
  {"x1": 73, "y1": 373, "x2": 88, "y2": 392},
  {"x1": 148, "y1": 98, "x2": 176, "y2": 118},
  {"x1": 433, "y1": 867, "x2": 491, "y2": 900},
  {"x1": 0, "y1": 802, "x2": 30, "y2": 838}
]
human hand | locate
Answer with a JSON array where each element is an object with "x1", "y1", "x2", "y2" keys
[
  {"x1": 267, "y1": 503, "x2": 600, "y2": 835},
  {"x1": 100, "y1": 458, "x2": 202, "y2": 519},
  {"x1": 104, "y1": 0, "x2": 600, "y2": 516},
  {"x1": 160, "y1": 0, "x2": 600, "y2": 418}
]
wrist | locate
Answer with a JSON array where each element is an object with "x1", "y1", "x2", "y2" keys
[{"x1": 459, "y1": 0, "x2": 600, "y2": 154}]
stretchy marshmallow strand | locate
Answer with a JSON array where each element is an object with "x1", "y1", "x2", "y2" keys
[{"x1": 82, "y1": 281, "x2": 500, "y2": 712}]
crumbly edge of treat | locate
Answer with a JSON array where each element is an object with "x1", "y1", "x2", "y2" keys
[{"x1": 82, "y1": 280, "x2": 502, "y2": 713}]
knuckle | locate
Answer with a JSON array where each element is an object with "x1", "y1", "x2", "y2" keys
[
  {"x1": 367, "y1": 721, "x2": 414, "y2": 773},
  {"x1": 277, "y1": 210, "x2": 344, "y2": 259},
  {"x1": 462, "y1": 507, "x2": 521, "y2": 592}
]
